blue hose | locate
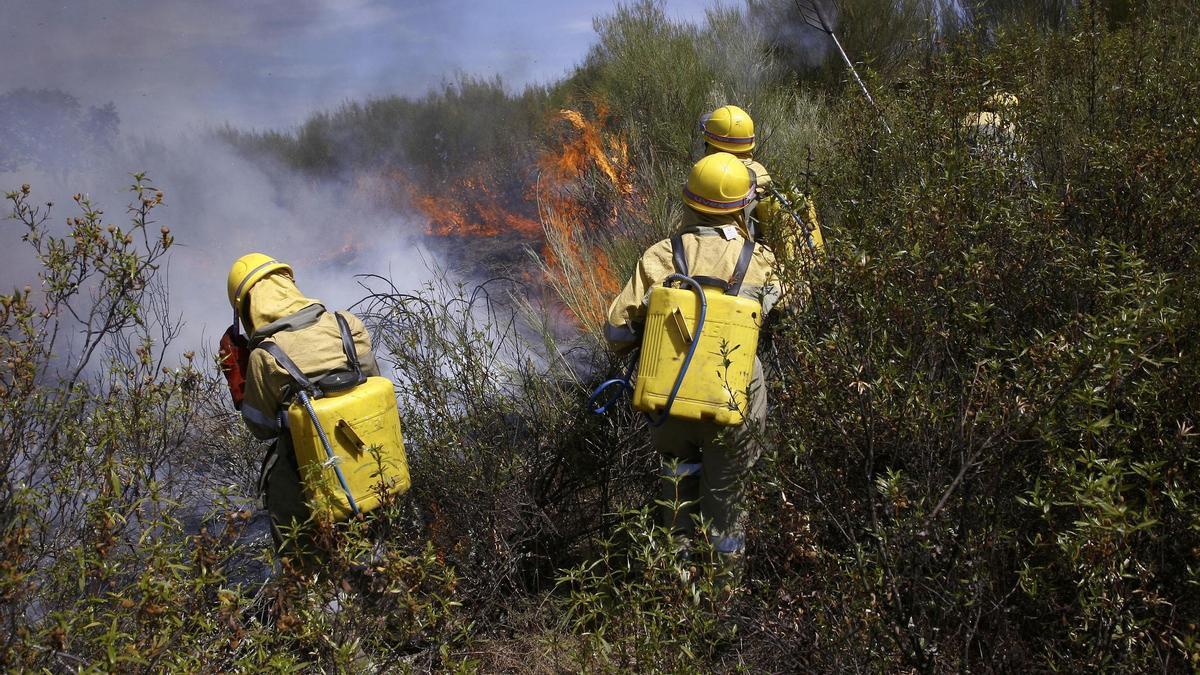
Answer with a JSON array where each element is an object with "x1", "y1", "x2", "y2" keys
[
  {"x1": 589, "y1": 376, "x2": 633, "y2": 414},
  {"x1": 297, "y1": 389, "x2": 361, "y2": 516},
  {"x1": 589, "y1": 273, "x2": 707, "y2": 427}
]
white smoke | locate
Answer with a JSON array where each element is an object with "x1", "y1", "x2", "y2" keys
[
  {"x1": 0, "y1": 118, "x2": 441, "y2": 363},
  {"x1": 747, "y1": 0, "x2": 836, "y2": 69}
]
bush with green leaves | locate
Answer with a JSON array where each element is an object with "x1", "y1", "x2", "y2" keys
[
  {"x1": 557, "y1": 507, "x2": 742, "y2": 672},
  {"x1": 749, "y1": 2, "x2": 1200, "y2": 670},
  {"x1": 4, "y1": 0, "x2": 1200, "y2": 671},
  {"x1": 355, "y1": 273, "x2": 656, "y2": 616}
]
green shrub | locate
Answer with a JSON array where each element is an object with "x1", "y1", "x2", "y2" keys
[
  {"x1": 750, "y1": 2, "x2": 1200, "y2": 670},
  {"x1": 356, "y1": 273, "x2": 656, "y2": 616},
  {"x1": 557, "y1": 508, "x2": 741, "y2": 672},
  {"x1": 5, "y1": 1, "x2": 1199, "y2": 671}
]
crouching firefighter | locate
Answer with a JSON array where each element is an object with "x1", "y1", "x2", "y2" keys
[
  {"x1": 219, "y1": 254, "x2": 411, "y2": 553},
  {"x1": 699, "y1": 103, "x2": 825, "y2": 266},
  {"x1": 603, "y1": 153, "x2": 787, "y2": 564}
]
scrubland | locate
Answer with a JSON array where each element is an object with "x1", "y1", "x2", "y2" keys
[{"x1": 3, "y1": 1, "x2": 1199, "y2": 671}]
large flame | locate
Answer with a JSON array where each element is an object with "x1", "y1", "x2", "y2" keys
[
  {"x1": 531, "y1": 106, "x2": 639, "y2": 332},
  {"x1": 362, "y1": 102, "x2": 641, "y2": 332},
  {"x1": 378, "y1": 169, "x2": 541, "y2": 238},
  {"x1": 543, "y1": 109, "x2": 633, "y2": 196}
]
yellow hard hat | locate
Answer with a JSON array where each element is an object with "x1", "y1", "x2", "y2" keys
[
  {"x1": 983, "y1": 92, "x2": 1019, "y2": 112},
  {"x1": 227, "y1": 253, "x2": 292, "y2": 316},
  {"x1": 682, "y1": 152, "x2": 754, "y2": 215},
  {"x1": 701, "y1": 105, "x2": 756, "y2": 153}
]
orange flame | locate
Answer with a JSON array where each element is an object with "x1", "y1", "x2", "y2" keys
[
  {"x1": 387, "y1": 169, "x2": 541, "y2": 238},
  {"x1": 531, "y1": 104, "x2": 644, "y2": 331},
  {"x1": 542, "y1": 109, "x2": 633, "y2": 196},
  {"x1": 356, "y1": 101, "x2": 642, "y2": 330}
]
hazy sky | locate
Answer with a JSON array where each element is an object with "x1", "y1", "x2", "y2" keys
[{"x1": 2, "y1": 0, "x2": 711, "y2": 135}]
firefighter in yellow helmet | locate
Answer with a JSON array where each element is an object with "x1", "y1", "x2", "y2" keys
[
  {"x1": 960, "y1": 91, "x2": 1038, "y2": 189},
  {"x1": 605, "y1": 153, "x2": 788, "y2": 564},
  {"x1": 701, "y1": 104, "x2": 824, "y2": 266},
  {"x1": 962, "y1": 92, "x2": 1020, "y2": 157},
  {"x1": 220, "y1": 253, "x2": 382, "y2": 552}
]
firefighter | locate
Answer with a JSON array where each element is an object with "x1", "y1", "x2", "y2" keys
[
  {"x1": 961, "y1": 92, "x2": 1035, "y2": 187},
  {"x1": 604, "y1": 152, "x2": 787, "y2": 562},
  {"x1": 220, "y1": 253, "x2": 382, "y2": 552},
  {"x1": 700, "y1": 104, "x2": 824, "y2": 264},
  {"x1": 962, "y1": 92, "x2": 1020, "y2": 158}
]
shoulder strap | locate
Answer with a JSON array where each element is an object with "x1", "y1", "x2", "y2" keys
[
  {"x1": 670, "y1": 231, "x2": 757, "y2": 296},
  {"x1": 670, "y1": 234, "x2": 688, "y2": 275},
  {"x1": 333, "y1": 312, "x2": 363, "y2": 379},
  {"x1": 744, "y1": 203, "x2": 759, "y2": 241},
  {"x1": 258, "y1": 313, "x2": 365, "y2": 400},
  {"x1": 727, "y1": 237, "x2": 757, "y2": 297},
  {"x1": 260, "y1": 341, "x2": 315, "y2": 395}
]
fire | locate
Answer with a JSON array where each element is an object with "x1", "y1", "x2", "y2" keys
[
  {"x1": 379, "y1": 169, "x2": 541, "y2": 238},
  {"x1": 368, "y1": 101, "x2": 641, "y2": 334},
  {"x1": 416, "y1": 174, "x2": 541, "y2": 238},
  {"x1": 543, "y1": 109, "x2": 633, "y2": 196},
  {"x1": 533, "y1": 105, "x2": 642, "y2": 332}
]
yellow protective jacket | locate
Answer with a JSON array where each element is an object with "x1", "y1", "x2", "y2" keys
[
  {"x1": 604, "y1": 210, "x2": 785, "y2": 353},
  {"x1": 241, "y1": 273, "x2": 381, "y2": 439}
]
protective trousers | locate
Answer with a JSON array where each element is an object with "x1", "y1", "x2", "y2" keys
[
  {"x1": 258, "y1": 435, "x2": 314, "y2": 557},
  {"x1": 652, "y1": 358, "x2": 766, "y2": 557}
]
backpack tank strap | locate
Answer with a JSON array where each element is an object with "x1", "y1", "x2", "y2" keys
[
  {"x1": 670, "y1": 234, "x2": 689, "y2": 276},
  {"x1": 333, "y1": 312, "x2": 364, "y2": 381},
  {"x1": 727, "y1": 237, "x2": 757, "y2": 297},
  {"x1": 259, "y1": 341, "x2": 316, "y2": 396}
]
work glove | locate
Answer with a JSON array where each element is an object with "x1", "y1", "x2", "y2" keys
[{"x1": 218, "y1": 325, "x2": 251, "y2": 410}]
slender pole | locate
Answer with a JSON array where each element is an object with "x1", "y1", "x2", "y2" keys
[{"x1": 798, "y1": 0, "x2": 893, "y2": 134}]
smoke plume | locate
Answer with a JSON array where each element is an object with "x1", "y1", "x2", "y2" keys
[{"x1": 0, "y1": 88, "x2": 440, "y2": 361}]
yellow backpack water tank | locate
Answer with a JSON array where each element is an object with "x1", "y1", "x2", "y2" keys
[
  {"x1": 288, "y1": 376, "x2": 410, "y2": 520},
  {"x1": 632, "y1": 283, "x2": 762, "y2": 426},
  {"x1": 755, "y1": 185, "x2": 825, "y2": 262}
]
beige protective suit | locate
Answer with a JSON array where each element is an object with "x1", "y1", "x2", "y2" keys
[
  {"x1": 240, "y1": 273, "x2": 381, "y2": 547},
  {"x1": 962, "y1": 110, "x2": 1017, "y2": 158},
  {"x1": 605, "y1": 209, "x2": 786, "y2": 557}
]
